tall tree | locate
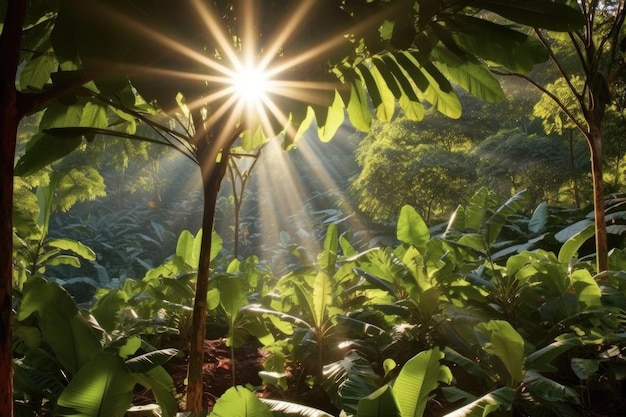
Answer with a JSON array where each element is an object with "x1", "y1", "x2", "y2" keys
[
  {"x1": 496, "y1": 1, "x2": 626, "y2": 273},
  {"x1": 2, "y1": 0, "x2": 584, "y2": 414}
]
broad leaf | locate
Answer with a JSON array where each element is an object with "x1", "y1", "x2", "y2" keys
[
  {"x1": 46, "y1": 237, "x2": 96, "y2": 261},
  {"x1": 313, "y1": 272, "x2": 332, "y2": 330},
  {"x1": 558, "y1": 223, "x2": 595, "y2": 265},
  {"x1": 14, "y1": 132, "x2": 83, "y2": 177},
  {"x1": 443, "y1": 386, "x2": 515, "y2": 417},
  {"x1": 393, "y1": 347, "x2": 453, "y2": 417},
  {"x1": 477, "y1": 320, "x2": 525, "y2": 386},
  {"x1": 18, "y1": 277, "x2": 101, "y2": 375},
  {"x1": 55, "y1": 353, "x2": 135, "y2": 417},
  {"x1": 469, "y1": 0, "x2": 585, "y2": 32},
  {"x1": 358, "y1": 385, "x2": 402, "y2": 417},
  {"x1": 570, "y1": 269, "x2": 602, "y2": 310},
  {"x1": 209, "y1": 386, "x2": 272, "y2": 417},
  {"x1": 262, "y1": 399, "x2": 334, "y2": 417},
  {"x1": 397, "y1": 205, "x2": 430, "y2": 252},
  {"x1": 133, "y1": 366, "x2": 178, "y2": 417}
]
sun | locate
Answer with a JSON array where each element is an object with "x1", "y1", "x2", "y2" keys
[{"x1": 229, "y1": 63, "x2": 271, "y2": 105}]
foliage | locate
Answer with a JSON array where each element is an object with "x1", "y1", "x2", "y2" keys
[
  {"x1": 13, "y1": 277, "x2": 178, "y2": 417},
  {"x1": 475, "y1": 128, "x2": 589, "y2": 206},
  {"x1": 352, "y1": 118, "x2": 478, "y2": 223}
]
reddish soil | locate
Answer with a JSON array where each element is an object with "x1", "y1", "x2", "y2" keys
[
  {"x1": 135, "y1": 337, "x2": 338, "y2": 414},
  {"x1": 165, "y1": 338, "x2": 270, "y2": 409}
]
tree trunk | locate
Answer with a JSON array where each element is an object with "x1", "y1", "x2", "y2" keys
[
  {"x1": 588, "y1": 126, "x2": 608, "y2": 274},
  {"x1": 0, "y1": 1, "x2": 27, "y2": 415},
  {"x1": 186, "y1": 129, "x2": 239, "y2": 411}
]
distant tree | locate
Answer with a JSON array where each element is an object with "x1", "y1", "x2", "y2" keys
[
  {"x1": 476, "y1": 128, "x2": 589, "y2": 207},
  {"x1": 352, "y1": 118, "x2": 478, "y2": 223},
  {"x1": 495, "y1": 1, "x2": 626, "y2": 272}
]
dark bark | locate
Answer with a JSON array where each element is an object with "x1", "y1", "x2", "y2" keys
[
  {"x1": 0, "y1": 1, "x2": 28, "y2": 416},
  {"x1": 186, "y1": 125, "x2": 240, "y2": 411}
]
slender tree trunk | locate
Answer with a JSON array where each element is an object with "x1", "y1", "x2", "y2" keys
[
  {"x1": 588, "y1": 125, "x2": 608, "y2": 274},
  {"x1": 568, "y1": 129, "x2": 580, "y2": 208},
  {"x1": 0, "y1": 2, "x2": 27, "y2": 415},
  {"x1": 186, "y1": 127, "x2": 240, "y2": 411}
]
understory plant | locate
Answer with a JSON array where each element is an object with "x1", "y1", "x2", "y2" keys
[{"x1": 13, "y1": 276, "x2": 179, "y2": 417}]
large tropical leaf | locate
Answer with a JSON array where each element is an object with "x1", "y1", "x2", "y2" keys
[
  {"x1": 261, "y1": 399, "x2": 334, "y2": 417},
  {"x1": 468, "y1": 0, "x2": 585, "y2": 32},
  {"x1": 55, "y1": 353, "x2": 135, "y2": 417},
  {"x1": 393, "y1": 347, "x2": 453, "y2": 417},
  {"x1": 321, "y1": 351, "x2": 381, "y2": 413},
  {"x1": 432, "y1": 45, "x2": 504, "y2": 103},
  {"x1": 558, "y1": 223, "x2": 595, "y2": 265},
  {"x1": 208, "y1": 386, "x2": 272, "y2": 417},
  {"x1": 312, "y1": 271, "x2": 332, "y2": 331},
  {"x1": 14, "y1": 132, "x2": 83, "y2": 177},
  {"x1": 524, "y1": 370, "x2": 580, "y2": 404},
  {"x1": 476, "y1": 320, "x2": 525, "y2": 386},
  {"x1": 358, "y1": 385, "x2": 402, "y2": 417},
  {"x1": 443, "y1": 386, "x2": 515, "y2": 417},
  {"x1": 17, "y1": 277, "x2": 102, "y2": 375},
  {"x1": 133, "y1": 366, "x2": 178, "y2": 417},
  {"x1": 397, "y1": 205, "x2": 430, "y2": 252}
]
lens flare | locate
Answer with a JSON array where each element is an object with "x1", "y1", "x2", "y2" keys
[{"x1": 230, "y1": 64, "x2": 270, "y2": 105}]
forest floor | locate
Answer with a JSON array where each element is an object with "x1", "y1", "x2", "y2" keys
[{"x1": 135, "y1": 338, "x2": 338, "y2": 414}]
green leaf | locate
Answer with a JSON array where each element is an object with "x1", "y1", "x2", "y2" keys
[
  {"x1": 313, "y1": 272, "x2": 332, "y2": 330},
  {"x1": 432, "y1": 45, "x2": 504, "y2": 103},
  {"x1": 448, "y1": 15, "x2": 548, "y2": 74},
  {"x1": 347, "y1": 74, "x2": 373, "y2": 131},
  {"x1": 18, "y1": 278, "x2": 101, "y2": 375},
  {"x1": 125, "y1": 348, "x2": 180, "y2": 374},
  {"x1": 558, "y1": 223, "x2": 595, "y2": 265},
  {"x1": 79, "y1": 101, "x2": 108, "y2": 128},
  {"x1": 477, "y1": 320, "x2": 525, "y2": 386},
  {"x1": 91, "y1": 290, "x2": 126, "y2": 333},
  {"x1": 397, "y1": 205, "x2": 430, "y2": 252},
  {"x1": 176, "y1": 230, "x2": 197, "y2": 267},
  {"x1": 570, "y1": 358, "x2": 599, "y2": 380},
  {"x1": 319, "y1": 223, "x2": 338, "y2": 274},
  {"x1": 358, "y1": 385, "x2": 402, "y2": 417},
  {"x1": 55, "y1": 352, "x2": 135, "y2": 417},
  {"x1": 133, "y1": 366, "x2": 178, "y2": 417},
  {"x1": 464, "y1": 187, "x2": 490, "y2": 231},
  {"x1": 209, "y1": 386, "x2": 272, "y2": 417},
  {"x1": 321, "y1": 351, "x2": 381, "y2": 413},
  {"x1": 524, "y1": 370, "x2": 580, "y2": 403},
  {"x1": 370, "y1": 63, "x2": 397, "y2": 122},
  {"x1": 20, "y1": 54, "x2": 57, "y2": 90},
  {"x1": 118, "y1": 336, "x2": 141, "y2": 360},
  {"x1": 570, "y1": 269, "x2": 602, "y2": 310},
  {"x1": 393, "y1": 347, "x2": 453, "y2": 417},
  {"x1": 468, "y1": 0, "x2": 585, "y2": 32},
  {"x1": 45, "y1": 254, "x2": 80, "y2": 268},
  {"x1": 262, "y1": 399, "x2": 334, "y2": 417},
  {"x1": 528, "y1": 202, "x2": 549, "y2": 233},
  {"x1": 318, "y1": 91, "x2": 345, "y2": 142},
  {"x1": 47, "y1": 237, "x2": 96, "y2": 261},
  {"x1": 210, "y1": 230, "x2": 223, "y2": 261},
  {"x1": 406, "y1": 53, "x2": 462, "y2": 118},
  {"x1": 357, "y1": 63, "x2": 383, "y2": 110},
  {"x1": 217, "y1": 276, "x2": 248, "y2": 326},
  {"x1": 443, "y1": 386, "x2": 515, "y2": 417},
  {"x1": 485, "y1": 190, "x2": 528, "y2": 246},
  {"x1": 526, "y1": 335, "x2": 581, "y2": 371},
  {"x1": 14, "y1": 132, "x2": 83, "y2": 177}
]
